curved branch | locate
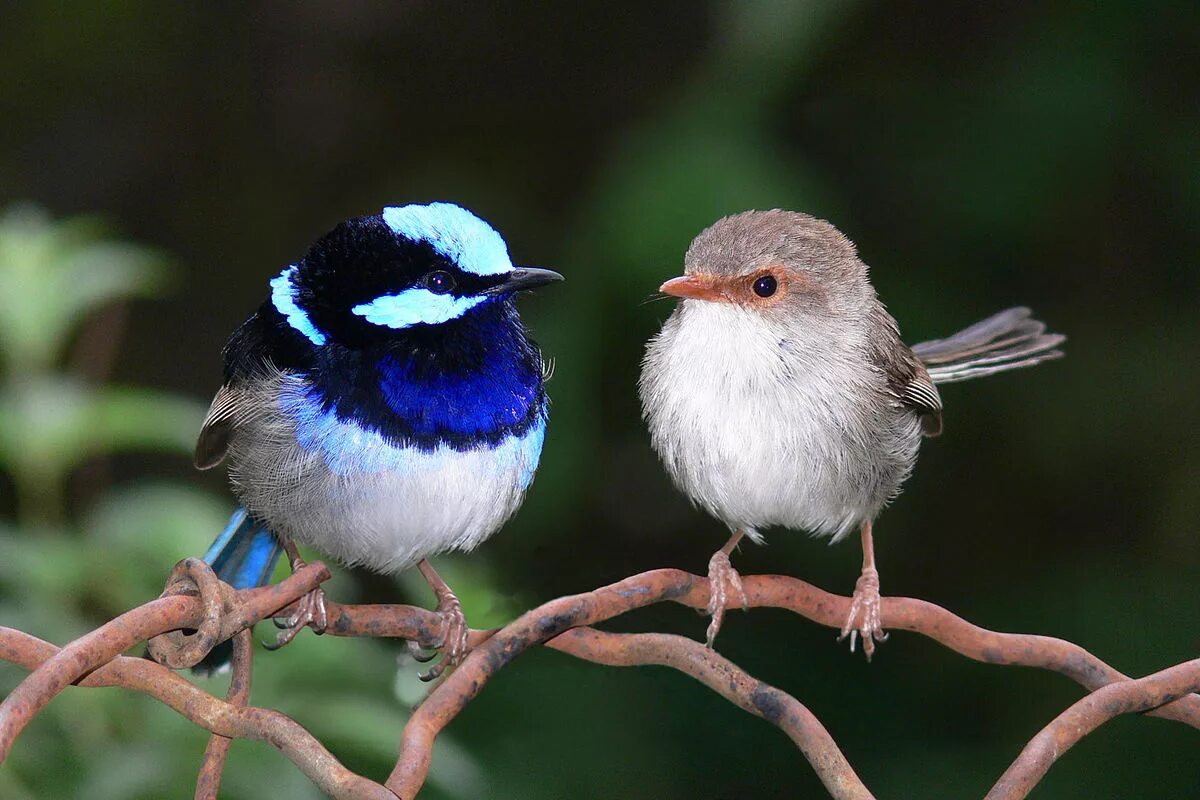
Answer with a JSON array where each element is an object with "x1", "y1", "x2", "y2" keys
[
  {"x1": 0, "y1": 627, "x2": 396, "y2": 800},
  {"x1": 0, "y1": 559, "x2": 329, "y2": 763},
  {"x1": 387, "y1": 569, "x2": 701, "y2": 795},
  {"x1": 196, "y1": 628, "x2": 253, "y2": 800},
  {"x1": 547, "y1": 628, "x2": 875, "y2": 800},
  {"x1": 384, "y1": 569, "x2": 1200, "y2": 797},
  {"x1": 985, "y1": 657, "x2": 1200, "y2": 799},
  {"x1": 4, "y1": 564, "x2": 1198, "y2": 800},
  {"x1": 281, "y1": 570, "x2": 1200, "y2": 734},
  {"x1": 0, "y1": 594, "x2": 192, "y2": 760}
]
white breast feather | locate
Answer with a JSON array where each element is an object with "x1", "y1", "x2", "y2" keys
[
  {"x1": 640, "y1": 301, "x2": 921, "y2": 542},
  {"x1": 225, "y1": 372, "x2": 543, "y2": 574}
]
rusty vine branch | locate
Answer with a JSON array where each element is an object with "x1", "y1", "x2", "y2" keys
[{"x1": 1, "y1": 560, "x2": 1196, "y2": 800}]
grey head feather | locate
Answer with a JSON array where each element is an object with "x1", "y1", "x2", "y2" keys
[{"x1": 685, "y1": 210, "x2": 863, "y2": 282}]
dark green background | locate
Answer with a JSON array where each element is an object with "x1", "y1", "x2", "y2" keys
[{"x1": 1, "y1": 3, "x2": 1198, "y2": 798}]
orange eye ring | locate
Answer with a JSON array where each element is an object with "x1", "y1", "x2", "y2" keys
[{"x1": 742, "y1": 266, "x2": 790, "y2": 305}]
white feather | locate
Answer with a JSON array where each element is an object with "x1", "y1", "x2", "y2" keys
[
  {"x1": 639, "y1": 300, "x2": 921, "y2": 542},
  {"x1": 224, "y1": 371, "x2": 542, "y2": 574}
]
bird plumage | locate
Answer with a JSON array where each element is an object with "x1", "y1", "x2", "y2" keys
[
  {"x1": 194, "y1": 202, "x2": 560, "y2": 671},
  {"x1": 640, "y1": 208, "x2": 1063, "y2": 653},
  {"x1": 642, "y1": 210, "x2": 925, "y2": 541}
]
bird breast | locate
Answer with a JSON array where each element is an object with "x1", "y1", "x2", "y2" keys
[
  {"x1": 225, "y1": 371, "x2": 545, "y2": 573},
  {"x1": 639, "y1": 301, "x2": 921, "y2": 540}
]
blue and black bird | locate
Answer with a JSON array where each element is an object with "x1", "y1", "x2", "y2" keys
[{"x1": 194, "y1": 202, "x2": 561, "y2": 676}]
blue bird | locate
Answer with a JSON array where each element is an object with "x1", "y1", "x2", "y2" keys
[{"x1": 193, "y1": 203, "x2": 561, "y2": 676}]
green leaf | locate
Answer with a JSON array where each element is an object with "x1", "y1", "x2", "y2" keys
[
  {"x1": 0, "y1": 376, "x2": 205, "y2": 481},
  {"x1": 0, "y1": 204, "x2": 170, "y2": 372}
]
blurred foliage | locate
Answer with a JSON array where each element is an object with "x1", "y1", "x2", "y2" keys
[
  {"x1": 1, "y1": 1, "x2": 1199, "y2": 798},
  {"x1": 0, "y1": 206, "x2": 200, "y2": 525}
]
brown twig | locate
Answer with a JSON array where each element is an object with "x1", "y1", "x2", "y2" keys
[
  {"x1": 386, "y1": 569, "x2": 698, "y2": 795},
  {"x1": 546, "y1": 627, "x2": 876, "y2": 800},
  {"x1": 0, "y1": 627, "x2": 396, "y2": 800},
  {"x1": 2, "y1": 564, "x2": 1198, "y2": 799},
  {"x1": 985, "y1": 657, "x2": 1200, "y2": 800},
  {"x1": 195, "y1": 628, "x2": 253, "y2": 800},
  {"x1": 0, "y1": 558, "x2": 329, "y2": 763},
  {"x1": 384, "y1": 569, "x2": 1200, "y2": 797},
  {"x1": 315, "y1": 571, "x2": 1200, "y2": 731},
  {"x1": 0, "y1": 594, "x2": 194, "y2": 760}
]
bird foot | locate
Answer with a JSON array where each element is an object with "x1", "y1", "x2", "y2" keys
[
  {"x1": 418, "y1": 588, "x2": 470, "y2": 682},
  {"x1": 838, "y1": 566, "x2": 887, "y2": 660},
  {"x1": 266, "y1": 586, "x2": 328, "y2": 650},
  {"x1": 705, "y1": 548, "x2": 747, "y2": 648}
]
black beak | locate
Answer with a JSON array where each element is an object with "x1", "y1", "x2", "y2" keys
[{"x1": 485, "y1": 267, "x2": 564, "y2": 295}]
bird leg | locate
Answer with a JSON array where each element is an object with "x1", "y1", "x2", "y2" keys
[
  {"x1": 265, "y1": 539, "x2": 328, "y2": 651},
  {"x1": 838, "y1": 520, "x2": 887, "y2": 660},
  {"x1": 705, "y1": 530, "x2": 748, "y2": 648},
  {"x1": 415, "y1": 559, "x2": 470, "y2": 682}
]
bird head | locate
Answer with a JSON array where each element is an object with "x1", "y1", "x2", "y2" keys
[
  {"x1": 270, "y1": 203, "x2": 562, "y2": 348},
  {"x1": 659, "y1": 210, "x2": 871, "y2": 328}
]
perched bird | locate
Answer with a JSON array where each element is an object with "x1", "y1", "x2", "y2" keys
[
  {"x1": 639, "y1": 210, "x2": 1063, "y2": 657},
  {"x1": 194, "y1": 202, "x2": 561, "y2": 676}
]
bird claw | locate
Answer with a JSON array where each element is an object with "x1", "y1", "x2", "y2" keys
[
  {"x1": 417, "y1": 590, "x2": 469, "y2": 682},
  {"x1": 838, "y1": 567, "x2": 886, "y2": 661},
  {"x1": 404, "y1": 639, "x2": 438, "y2": 663},
  {"x1": 265, "y1": 587, "x2": 328, "y2": 651},
  {"x1": 705, "y1": 548, "x2": 748, "y2": 648}
]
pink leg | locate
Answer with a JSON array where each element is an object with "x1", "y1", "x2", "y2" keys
[
  {"x1": 705, "y1": 531, "x2": 748, "y2": 648},
  {"x1": 266, "y1": 539, "x2": 328, "y2": 650},
  {"x1": 838, "y1": 520, "x2": 887, "y2": 660},
  {"x1": 415, "y1": 559, "x2": 469, "y2": 682}
]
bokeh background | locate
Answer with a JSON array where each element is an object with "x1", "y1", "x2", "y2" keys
[{"x1": 1, "y1": 3, "x2": 1198, "y2": 798}]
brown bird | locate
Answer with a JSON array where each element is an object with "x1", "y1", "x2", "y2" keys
[{"x1": 639, "y1": 210, "x2": 1064, "y2": 657}]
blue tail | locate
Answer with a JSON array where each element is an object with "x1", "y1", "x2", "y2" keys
[{"x1": 193, "y1": 508, "x2": 283, "y2": 676}]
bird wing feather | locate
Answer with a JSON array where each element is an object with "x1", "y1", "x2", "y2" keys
[
  {"x1": 867, "y1": 302, "x2": 944, "y2": 437},
  {"x1": 195, "y1": 383, "x2": 241, "y2": 469}
]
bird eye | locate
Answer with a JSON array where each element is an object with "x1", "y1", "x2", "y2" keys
[
  {"x1": 424, "y1": 270, "x2": 456, "y2": 295},
  {"x1": 752, "y1": 274, "x2": 777, "y2": 298}
]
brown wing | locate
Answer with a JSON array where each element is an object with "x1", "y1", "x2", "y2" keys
[
  {"x1": 868, "y1": 303, "x2": 944, "y2": 437},
  {"x1": 194, "y1": 384, "x2": 241, "y2": 469}
]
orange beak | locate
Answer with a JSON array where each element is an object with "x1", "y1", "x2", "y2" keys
[{"x1": 659, "y1": 274, "x2": 727, "y2": 303}]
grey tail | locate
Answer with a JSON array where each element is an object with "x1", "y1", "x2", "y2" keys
[
  {"x1": 912, "y1": 306, "x2": 1065, "y2": 385},
  {"x1": 191, "y1": 507, "x2": 283, "y2": 677}
]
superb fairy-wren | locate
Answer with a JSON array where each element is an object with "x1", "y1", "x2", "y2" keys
[
  {"x1": 639, "y1": 210, "x2": 1063, "y2": 657},
  {"x1": 195, "y1": 202, "x2": 561, "y2": 676}
]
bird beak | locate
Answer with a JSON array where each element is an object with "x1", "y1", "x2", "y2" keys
[
  {"x1": 659, "y1": 274, "x2": 725, "y2": 303},
  {"x1": 485, "y1": 267, "x2": 565, "y2": 295}
]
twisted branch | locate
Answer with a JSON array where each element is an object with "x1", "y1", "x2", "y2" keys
[
  {"x1": 985, "y1": 656, "x2": 1200, "y2": 799},
  {"x1": 547, "y1": 627, "x2": 875, "y2": 800},
  {"x1": 195, "y1": 628, "x2": 253, "y2": 800},
  {"x1": 0, "y1": 627, "x2": 397, "y2": 800},
  {"x1": 1, "y1": 561, "x2": 1196, "y2": 800}
]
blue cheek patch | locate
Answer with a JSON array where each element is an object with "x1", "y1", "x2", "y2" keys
[
  {"x1": 352, "y1": 288, "x2": 488, "y2": 329},
  {"x1": 270, "y1": 266, "x2": 328, "y2": 346},
  {"x1": 382, "y1": 203, "x2": 513, "y2": 277}
]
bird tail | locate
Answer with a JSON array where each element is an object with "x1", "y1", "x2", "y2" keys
[
  {"x1": 192, "y1": 507, "x2": 283, "y2": 676},
  {"x1": 911, "y1": 306, "x2": 1065, "y2": 384}
]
